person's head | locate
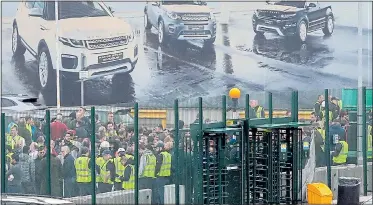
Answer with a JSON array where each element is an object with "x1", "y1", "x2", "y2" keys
[
  {"x1": 38, "y1": 146, "x2": 46, "y2": 157},
  {"x1": 155, "y1": 124, "x2": 163, "y2": 133},
  {"x1": 61, "y1": 146, "x2": 70, "y2": 157},
  {"x1": 120, "y1": 155, "x2": 129, "y2": 165},
  {"x1": 318, "y1": 95, "x2": 324, "y2": 102},
  {"x1": 25, "y1": 116, "x2": 33, "y2": 125},
  {"x1": 10, "y1": 125, "x2": 18, "y2": 137},
  {"x1": 155, "y1": 141, "x2": 164, "y2": 152},
  {"x1": 117, "y1": 148, "x2": 125, "y2": 156},
  {"x1": 80, "y1": 146, "x2": 89, "y2": 156},
  {"x1": 310, "y1": 112, "x2": 317, "y2": 122},
  {"x1": 108, "y1": 111, "x2": 114, "y2": 122},
  {"x1": 102, "y1": 150, "x2": 112, "y2": 161},
  {"x1": 65, "y1": 130, "x2": 74, "y2": 141},
  {"x1": 331, "y1": 97, "x2": 338, "y2": 106},
  {"x1": 56, "y1": 113, "x2": 63, "y2": 122},
  {"x1": 77, "y1": 107, "x2": 86, "y2": 117},
  {"x1": 107, "y1": 122, "x2": 114, "y2": 131},
  {"x1": 249, "y1": 100, "x2": 258, "y2": 108}
]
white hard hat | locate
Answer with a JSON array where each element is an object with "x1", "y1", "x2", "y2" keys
[
  {"x1": 117, "y1": 148, "x2": 125, "y2": 153},
  {"x1": 321, "y1": 101, "x2": 325, "y2": 107},
  {"x1": 100, "y1": 141, "x2": 110, "y2": 148}
]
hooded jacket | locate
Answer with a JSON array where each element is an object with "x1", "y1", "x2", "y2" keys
[{"x1": 19, "y1": 153, "x2": 35, "y2": 183}]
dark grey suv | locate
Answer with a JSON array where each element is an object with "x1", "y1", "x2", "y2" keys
[{"x1": 144, "y1": 0, "x2": 217, "y2": 45}]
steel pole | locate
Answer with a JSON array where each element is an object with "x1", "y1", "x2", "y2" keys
[
  {"x1": 324, "y1": 89, "x2": 331, "y2": 188},
  {"x1": 45, "y1": 110, "x2": 51, "y2": 195},
  {"x1": 134, "y1": 103, "x2": 139, "y2": 205},
  {"x1": 90, "y1": 107, "x2": 96, "y2": 205},
  {"x1": 81, "y1": 81, "x2": 84, "y2": 106},
  {"x1": 362, "y1": 87, "x2": 368, "y2": 195},
  {"x1": 357, "y1": 1, "x2": 364, "y2": 165},
  {"x1": 174, "y1": 99, "x2": 180, "y2": 205}
]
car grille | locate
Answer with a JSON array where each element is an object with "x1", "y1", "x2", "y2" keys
[
  {"x1": 258, "y1": 10, "x2": 282, "y2": 18},
  {"x1": 85, "y1": 36, "x2": 129, "y2": 50},
  {"x1": 181, "y1": 13, "x2": 210, "y2": 21}
]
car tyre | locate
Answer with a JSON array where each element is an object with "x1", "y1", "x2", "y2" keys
[
  {"x1": 297, "y1": 20, "x2": 308, "y2": 42},
  {"x1": 144, "y1": 12, "x2": 152, "y2": 30},
  {"x1": 158, "y1": 20, "x2": 169, "y2": 45},
  {"x1": 12, "y1": 24, "x2": 26, "y2": 56},
  {"x1": 322, "y1": 15, "x2": 334, "y2": 36},
  {"x1": 38, "y1": 46, "x2": 56, "y2": 92}
]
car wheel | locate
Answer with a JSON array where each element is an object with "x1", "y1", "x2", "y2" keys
[
  {"x1": 38, "y1": 46, "x2": 56, "y2": 91},
  {"x1": 297, "y1": 20, "x2": 308, "y2": 42},
  {"x1": 322, "y1": 15, "x2": 334, "y2": 36},
  {"x1": 12, "y1": 24, "x2": 26, "y2": 56},
  {"x1": 158, "y1": 20, "x2": 168, "y2": 45},
  {"x1": 144, "y1": 12, "x2": 152, "y2": 30}
]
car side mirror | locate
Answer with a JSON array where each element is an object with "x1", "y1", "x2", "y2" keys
[
  {"x1": 307, "y1": 3, "x2": 317, "y2": 8},
  {"x1": 151, "y1": 2, "x2": 159, "y2": 6},
  {"x1": 108, "y1": 6, "x2": 114, "y2": 13},
  {"x1": 28, "y1": 8, "x2": 43, "y2": 17}
]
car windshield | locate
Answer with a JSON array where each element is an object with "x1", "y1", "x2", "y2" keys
[
  {"x1": 274, "y1": 1, "x2": 306, "y2": 8},
  {"x1": 57, "y1": 1, "x2": 110, "y2": 20},
  {"x1": 162, "y1": 0, "x2": 205, "y2": 5}
]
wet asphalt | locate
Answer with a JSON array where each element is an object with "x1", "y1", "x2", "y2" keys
[{"x1": 1, "y1": 11, "x2": 372, "y2": 108}]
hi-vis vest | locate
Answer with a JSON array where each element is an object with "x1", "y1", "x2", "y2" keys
[
  {"x1": 122, "y1": 165, "x2": 135, "y2": 190},
  {"x1": 368, "y1": 125, "x2": 372, "y2": 159},
  {"x1": 158, "y1": 152, "x2": 172, "y2": 177},
  {"x1": 6, "y1": 153, "x2": 13, "y2": 164},
  {"x1": 125, "y1": 154, "x2": 134, "y2": 160},
  {"x1": 75, "y1": 156, "x2": 91, "y2": 183},
  {"x1": 317, "y1": 128, "x2": 326, "y2": 151},
  {"x1": 96, "y1": 157, "x2": 105, "y2": 183},
  {"x1": 333, "y1": 141, "x2": 348, "y2": 164},
  {"x1": 337, "y1": 100, "x2": 342, "y2": 109},
  {"x1": 321, "y1": 110, "x2": 333, "y2": 121},
  {"x1": 141, "y1": 153, "x2": 156, "y2": 178},
  {"x1": 114, "y1": 157, "x2": 125, "y2": 183},
  {"x1": 6, "y1": 135, "x2": 23, "y2": 150},
  {"x1": 100, "y1": 160, "x2": 114, "y2": 184},
  {"x1": 255, "y1": 106, "x2": 264, "y2": 118}
]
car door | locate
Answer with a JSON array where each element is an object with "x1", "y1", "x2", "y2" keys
[
  {"x1": 16, "y1": 2, "x2": 36, "y2": 51},
  {"x1": 147, "y1": 1, "x2": 161, "y2": 27},
  {"x1": 27, "y1": 1, "x2": 47, "y2": 51},
  {"x1": 306, "y1": 2, "x2": 325, "y2": 30}
]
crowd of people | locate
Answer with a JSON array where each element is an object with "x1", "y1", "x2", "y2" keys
[
  {"x1": 4, "y1": 97, "x2": 372, "y2": 202},
  {"x1": 4, "y1": 107, "x2": 183, "y2": 205}
]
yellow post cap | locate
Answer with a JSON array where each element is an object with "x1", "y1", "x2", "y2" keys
[{"x1": 229, "y1": 87, "x2": 241, "y2": 99}]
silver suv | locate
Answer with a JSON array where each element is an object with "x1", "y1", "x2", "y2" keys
[{"x1": 144, "y1": 0, "x2": 216, "y2": 45}]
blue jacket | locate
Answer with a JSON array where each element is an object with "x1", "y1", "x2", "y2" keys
[{"x1": 329, "y1": 124, "x2": 346, "y2": 149}]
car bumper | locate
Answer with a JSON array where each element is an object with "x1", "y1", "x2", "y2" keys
[
  {"x1": 57, "y1": 42, "x2": 139, "y2": 80},
  {"x1": 253, "y1": 17, "x2": 298, "y2": 36},
  {"x1": 165, "y1": 21, "x2": 217, "y2": 40}
]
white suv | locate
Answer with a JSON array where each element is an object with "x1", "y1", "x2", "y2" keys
[{"x1": 12, "y1": 1, "x2": 139, "y2": 91}]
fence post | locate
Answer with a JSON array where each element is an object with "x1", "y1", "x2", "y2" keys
[
  {"x1": 198, "y1": 97, "x2": 203, "y2": 204},
  {"x1": 134, "y1": 102, "x2": 139, "y2": 205},
  {"x1": 362, "y1": 87, "x2": 367, "y2": 196},
  {"x1": 268, "y1": 92, "x2": 273, "y2": 124},
  {"x1": 1, "y1": 113, "x2": 6, "y2": 193},
  {"x1": 245, "y1": 94, "x2": 250, "y2": 204},
  {"x1": 174, "y1": 99, "x2": 180, "y2": 205},
  {"x1": 90, "y1": 107, "x2": 96, "y2": 205},
  {"x1": 324, "y1": 89, "x2": 332, "y2": 189},
  {"x1": 222, "y1": 95, "x2": 226, "y2": 124},
  {"x1": 45, "y1": 109, "x2": 51, "y2": 195}
]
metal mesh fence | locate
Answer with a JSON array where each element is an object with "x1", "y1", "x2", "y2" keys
[{"x1": 1, "y1": 89, "x2": 372, "y2": 204}]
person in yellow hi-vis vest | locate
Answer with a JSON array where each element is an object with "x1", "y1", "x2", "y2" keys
[
  {"x1": 367, "y1": 124, "x2": 372, "y2": 161},
  {"x1": 113, "y1": 148, "x2": 126, "y2": 191},
  {"x1": 249, "y1": 100, "x2": 265, "y2": 118},
  {"x1": 98, "y1": 149, "x2": 115, "y2": 193},
  {"x1": 139, "y1": 143, "x2": 157, "y2": 190},
  {"x1": 321, "y1": 101, "x2": 334, "y2": 122},
  {"x1": 154, "y1": 142, "x2": 172, "y2": 205},
  {"x1": 74, "y1": 147, "x2": 92, "y2": 196},
  {"x1": 332, "y1": 135, "x2": 349, "y2": 165},
  {"x1": 120, "y1": 154, "x2": 135, "y2": 190}
]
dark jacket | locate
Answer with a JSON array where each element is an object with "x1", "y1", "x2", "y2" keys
[
  {"x1": 6, "y1": 163, "x2": 23, "y2": 186},
  {"x1": 329, "y1": 124, "x2": 346, "y2": 150},
  {"x1": 39, "y1": 156, "x2": 63, "y2": 197},
  {"x1": 62, "y1": 154, "x2": 76, "y2": 179},
  {"x1": 18, "y1": 153, "x2": 35, "y2": 183}
]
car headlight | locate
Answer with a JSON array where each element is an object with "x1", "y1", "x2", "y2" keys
[
  {"x1": 280, "y1": 13, "x2": 296, "y2": 19},
  {"x1": 59, "y1": 37, "x2": 85, "y2": 48},
  {"x1": 166, "y1": 11, "x2": 179, "y2": 20}
]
